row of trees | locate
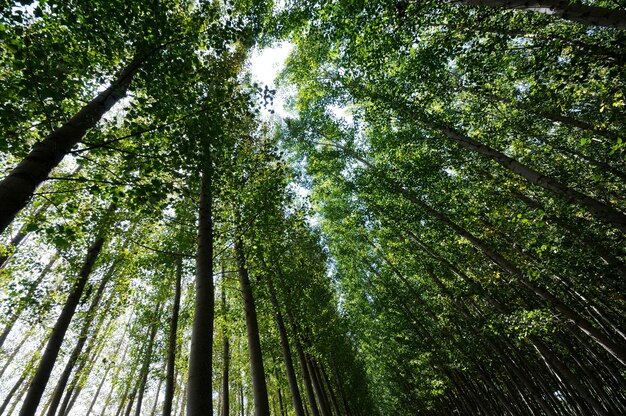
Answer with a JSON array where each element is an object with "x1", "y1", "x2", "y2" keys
[
  {"x1": 0, "y1": 1, "x2": 372, "y2": 416},
  {"x1": 277, "y1": 0, "x2": 626, "y2": 415},
  {"x1": 1, "y1": 0, "x2": 625, "y2": 415}
]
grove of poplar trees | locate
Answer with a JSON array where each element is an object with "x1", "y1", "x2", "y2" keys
[{"x1": 0, "y1": 0, "x2": 624, "y2": 415}]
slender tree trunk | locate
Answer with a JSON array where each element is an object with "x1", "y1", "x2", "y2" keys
[
  {"x1": 266, "y1": 273, "x2": 306, "y2": 416},
  {"x1": 18, "y1": 234, "x2": 106, "y2": 416},
  {"x1": 0, "y1": 201, "x2": 49, "y2": 268},
  {"x1": 458, "y1": 0, "x2": 626, "y2": 29},
  {"x1": 0, "y1": 376, "x2": 25, "y2": 416},
  {"x1": 0, "y1": 254, "x2": 58, "y2": 349},
  {"x1": 0, "y1": 56, "x2": 144, "y2": 234},
  {"x1": 436, "y1": 125, "x2": 626, "y2": 233},
  {"x1": 221, "y1": 271, "x2": 230, "y2": 416},
  {"x1": 59, "y1": 299, "x2": 115, "y2": 416},
  {"x1": 292, "y1": 335, "x2": 320, "y2": 416},
  {"x1": 234, "y1": 230, "x2": 271, "y2": 416},
  {"x1": 319, "y1": 366, "x2": 342, "y2": 416},
  {"x1": 86, "y1": 363, "x2": 111, "y2": 415},
  {"x1": 163, "y1": 258, "x2": 182, "y2": 416},
  {"x1": 0, "y1": 325, "x2": 35, "y2": 379},
  {"x1": 151, "y1": 378, "x2": 163, "y2": 416},
  {"x1": 99, "y1": 322, "x2": 133, "y2": 416},
  {"x1": 187, "y1": 169, "x2": 215, "y2": 416},
  {"x1": 46, "y1": 260, "x2": 117, "y2": 416},
  {"x1": 134, "y1": 303, "x2": 161, "y2": 416}
]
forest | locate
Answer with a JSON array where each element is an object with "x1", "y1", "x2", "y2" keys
[{"x1": 0, "y1": 1, "x2": 625, "y2": 415}]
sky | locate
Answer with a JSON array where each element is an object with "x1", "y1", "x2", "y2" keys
[{"x1": 247, "y1": 42, "x2": 294, "y2": 118}]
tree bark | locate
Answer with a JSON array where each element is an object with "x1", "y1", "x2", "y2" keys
[
  {"x1": 436, "y1": 125, "x2": 626, "y2": 234},
  {"x1": 134, "y1": 304, "x2": 161, "y2": 416},
  {"x1": 163, "y1": 258, "x2": 182, "y2": 416},
  {"x1": 234, "y1": 230, "x2": 271, "y2": 416},
  {"x1": 221, "y1": 269, "x2": 230, "y2": 416},
  {"x1": 267, "y1": 274, "x2": 306, "y2": 416},
  {"x1": 18, "y1": 234, "x2": 106, "y2": 416},
  {"x1": 187, "y1": 169, "x2": 215, "y2": 416},
  {"x1": 0, "y1": 56, "x2": 143, "y2": 234},
  {"x1": 458, "y1": 0, "x2": 626, "y2": 29},
  {"x1": 0, "y1": 254, "x2": 58, "y2": 349},
  {"x1": 45, "y1": 260, "x2": 117, "y2": 416}
]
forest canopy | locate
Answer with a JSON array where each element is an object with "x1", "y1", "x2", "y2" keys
[{"x1": 0, "y1": 1, "x2": 625, "y2": 415}]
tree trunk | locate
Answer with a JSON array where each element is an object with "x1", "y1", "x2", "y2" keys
[
  {"x1": 0, "y1": 324, "x2": 35, "y2": 379},
  {"x1": 46, "y1": 260, "x2": 117, "y2": 416},
  {"x1": 266, "y1": 273, "x2": 306, "y2": 416},
  {"x1": 187, "y1": 169, "x2": 215, "y2": 416},
  {"x1": 221, "y1": 270, "x2": 230, "y2": 416},
  {"x1": 86, "y1": 363, "x2": 111, "y2": 415},
  {"x1": 133, "y1": 305, "x2": 160, "y2": 416},
  {"x1": 59, "y1": 296, "x2": 115, "y2": 416},
  {"x1": 0, "y1": 56, "x2": 143, "y2": 234},
  {"x1": 163, "y1": 258, "x2": 182, "y2": 416},
  {"x1": 0, "y1": 254, "x2": 58, "y2": 349},
  {"x1": 18, "y1": 234, "x2": 106, "y2": 416},
  {"x1": 151, "y1": 377, "x2": 163, "y2": 416},
  {"x1": 234, "y1": 230, "x2": 271, "y2": 416},
  {"x1": 293, "y1": 335, "x2": 320, "y2": 416},
  {"x1": 436, "y1": 125, "x2": 626, "y2": 234},
  {"x1": 0, "y1": 376, "x2": 25, "y2": 416},
  {"x1": 459, "y1": 0, "x2": 626, "y2": 29}
]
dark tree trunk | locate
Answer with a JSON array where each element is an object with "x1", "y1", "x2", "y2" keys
[
  {"x1": 234, "y1": 230, "x2": 271, "y2": 416},
  {"x1": 46, "y1": 260, "x2": 116, "y2": 416},
  {"x1": 292, "y1": 334, "x2": 320, "y2": 416},
  {"x1": 18, "y1": 234, "x2": 106, "y2": 416},
  {"x1": 86, "y1": 362, "x2": 111, "y2": 415},
  {"x1": 0, "y1": 56, "x2": 143, "y2": 234},
  {"x1": 163, "y1": 258, "x2": 182, "y2": 416},
  {"x1": 187, "y1": 169, "x2": 215, "y2": 416},
  {"x1": 0, "y1": 253, "x2": 58, "y2": 349},
  {"x1": 436, "y1": 125, "x2": 626, "y2": 234},
  {"x1": 459, "y1": 0, "x2": 626, "y2": 29},
  {"x1": 0, "y1": 375, "x2": 25, "y2": 415},
  {"x1": 134, "y1": 304, "x2": 161, "y2": 416},
  {"x1": 221, "y1": 270, "x2": 230, "y2": 416},
  {"x1": 267, "y1": 273, "x2": 306, "y2": 416}
]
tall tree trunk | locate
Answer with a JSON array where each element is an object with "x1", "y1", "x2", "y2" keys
[
  {"x1": 435, "y1": 124, "x2": 626, "y2": 233},
  {"x1": 99, "y1": 319, "x2": 133, "y2": 416},
  {"x1": 151, "y1": 378, "x2": 163, "y2": 416},
  {"x1": 59, "y1": 297, "x2": 115, "y2": 416},
  {"x1": 163, "y1": 258, "x2": 182, "y2": 416},
  {"x1": 266, "y1": 272, "x2": 306, "y2": 416},
  {"x1": 0, "y1": 324, "x2": 35, "y2": 379},
  {"x1": 234, "y1": 230, "x2": 271, "y2": 416},
  {"x1": 458, "y1": 0, "x2": 626, "y2": 29},
  {"x1": 0, "y1": 376, "x2": 25, "y2": 416},
  {"x1": 45, "y1": 260, "x2": 117, "y2": 416},
  {"x1": 319, "y1": 366, "x2": 342, "y2": 416},
  {"x1": 292, "y1": 334, "x2": 320, "y2": 416},
  {"x1": 0, "y1": 254, "x2": 58, "y2": 349},
  {"x1": 187, "y1": 169, "x2": 215, "y2": 416},
  {"x1": 221, "y1": 269, "x2": 230, "y2": 416},
  {"x1": 18, "y1": 234, "x2": 106, "y2": 416},
  {"x1": 134, "y1": 304, "x2": 161, "y2": 416},
  {"x1": 0, "y1": 56, "x2": 144, "y2": 234},
  {"x1": 86, "y1": 362, "x2": 111, "y2": 415},
  {"x1": 0, "y1": 200, "x2": 51, "y2": 268}
]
